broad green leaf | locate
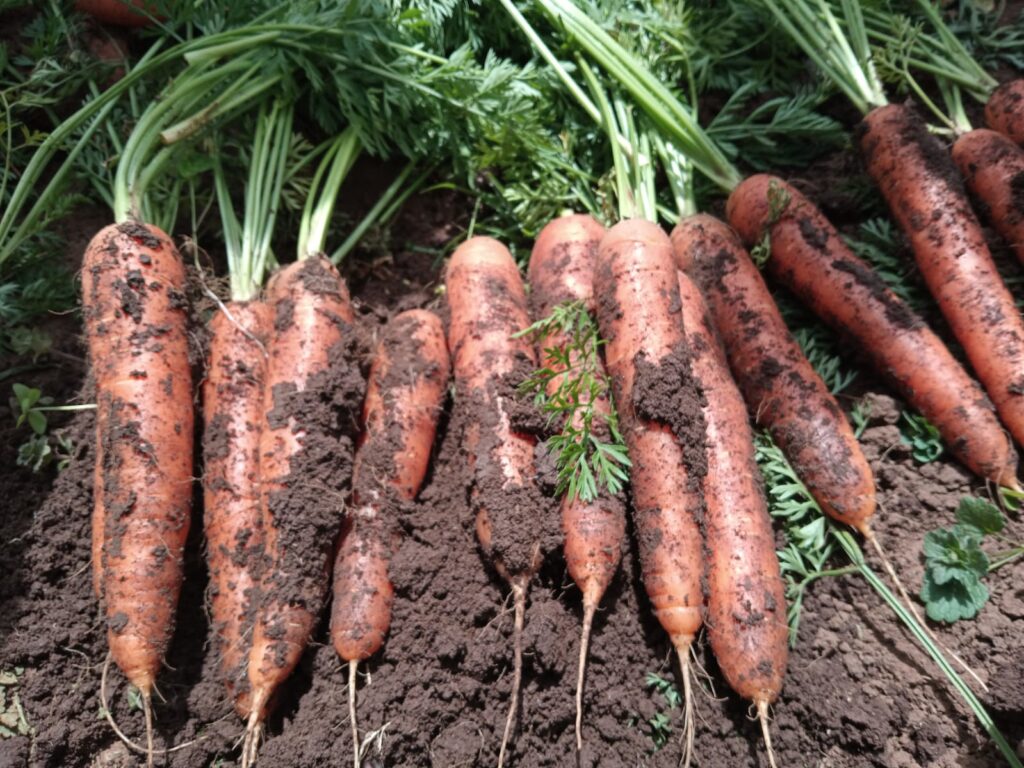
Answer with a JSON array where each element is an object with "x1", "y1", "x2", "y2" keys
[
  {"x1": 955, "y1": 497, "x2": 1004, "y2": 535},
  {"x1": 921, "y1": 569, "x2": 989, "y2": 623}
]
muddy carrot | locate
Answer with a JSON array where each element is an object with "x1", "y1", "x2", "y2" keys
[
  {"x1": 952, "y1": 128, "x2": 1024, "y2": 267},
  {"x1": 82, "y1": 221, "x2": 193, "y2": 758},
  {"x1": 446, "y1": 236, "x2": 544, "y2": 768},
  {"x1": 858, "y1": 104, "x2": 1024, "y2": 453},
  {"x1": 244, "y1": 256, "x2": 358, "y2": 757},
  {"x1": 727, "y1": 174, "x2": 1019, "y2": 488},
  {"x1": 986, "y1": 80, "x2": 1024, "y2": 147},
  {"x1": 526, "y1": 213, "x2": 626, "y2": 751},
  {"x1": 331, "y1": 309, "x2": 449, "y2": 768},
  {"x1": 671, "y1": 214, "x2": 876, "y2": 534},
  {"x1": 593, "y1": 218, "x2": 705, "y2": 762},
  {"x1": 675, "y1": 265, "x2": 788, "y2": 763},
  {"x1": 203, "y1": 302, "x2": 271, "y2": 719}
]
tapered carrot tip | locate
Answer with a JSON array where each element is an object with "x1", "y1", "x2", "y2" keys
[
  {"x1": 756, "y1": 699, "x2": 779, "y2": 768},
  {"x1": 985, "y1": 80, "x2": 1024, "y2": 145},
  {"x1": 725, "y1": 174, "x2": 787, "y2": 246}
]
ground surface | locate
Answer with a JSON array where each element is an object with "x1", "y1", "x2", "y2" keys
[{"x1": 1, "y1": 152, "x2": 1024, "y2": 768}]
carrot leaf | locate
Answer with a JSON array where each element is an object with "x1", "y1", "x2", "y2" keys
[{"x1": 515, "y1": 299, "x2": 630, "y2": 503}]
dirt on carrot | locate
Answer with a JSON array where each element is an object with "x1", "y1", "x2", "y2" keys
[{"x1": 2, "y1": 194, "x2": 1023, "y2": 767}]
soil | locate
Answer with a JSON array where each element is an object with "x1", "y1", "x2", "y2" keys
[{"x1": 4, "y1": 140, "x2": 1024, "y2": 768}]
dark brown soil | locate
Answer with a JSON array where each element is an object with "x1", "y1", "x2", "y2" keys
[{"x1": 2, "y1": 184, "x2": 1024, "y2": 768}]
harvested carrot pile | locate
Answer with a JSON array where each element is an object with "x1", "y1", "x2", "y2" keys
[{"x1": 1, "y1": 2, "x2": 1023, "y2": 767}]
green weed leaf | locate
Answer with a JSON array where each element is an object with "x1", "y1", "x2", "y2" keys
[{"x1": 955, "y1": 497, "x2": 1004, "y2": 535}]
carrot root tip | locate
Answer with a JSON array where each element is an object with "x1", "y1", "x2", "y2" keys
[
  {"x1": 349, "y1": 660, "x2": 360, "y2": 768},
  {"x1": 676, "y1": 647, "x2": 695, "y2": 768},
  {"x1": 497, "y1": 582, "x2": 527, "y2": 768},
  {"x1": 756, "y1": 699, "x2": 778, "y2": 768},
  {"x1": 575, "y1": 601, "x2": 597, "y2": 753}
]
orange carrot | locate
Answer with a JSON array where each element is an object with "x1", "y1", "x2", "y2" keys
[
  {"x1": 244, "y1": 256, "x2": 358, "y2": 764},
  {"x1": 676, "y1": 265, "x2": 788, "y2": 765},
  {"x1": 728, "y1": 174, "x2": 1019, "y2": 488},
  {"x1": 671, "y1": 214, "x2": 876, "y2": 534},
  {"x1": 82, "y1": 221, "x2": 194, "y2": 759},
  {"x1": 859, "y1": 104, "x2": 1024, "y2": 453},
  {"x1": 952, "y1": 128, "x2": 1024, "y2": 267},
  {"x1": 202, "y1": 302, "x2": 271, "y2": 719},
  {"x1": 445, "y1": 236, "x2": 543, "y2": 768},
  {"x1": 331, "y1": 309, "x2": 449, "y2": 768},
  {"x1": 75, "y1": 0, "x2": 156, "y2": 27},
  {"x1": 593, "y1": 218, "x2": 705, "y2": 764},
  {"x1": 526, "y1": 213, "x2": 626, "y2": 751},
  {"x1": 986, "y1": 80, "x2": 1024, "y2": 147}
]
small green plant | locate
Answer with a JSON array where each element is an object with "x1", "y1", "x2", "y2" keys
[
  {"x1": 900, "y1": 411, "x2": 944, "y2": 463},
  {"x1": 10, "y1": 383, "x2": 52, "y2": 435},
  {"x1": 9, "y1": 384, "x2": 86, "y2": 472},
  {"x1": 643, "y1": 672, "x2": 681, "y2": 751},
  {"x1": 921, "y1": 497, "x2": 1023, "y2": 623},
  {"x1": 515, "y1": 300, "x2": 631, "y2": 502}
]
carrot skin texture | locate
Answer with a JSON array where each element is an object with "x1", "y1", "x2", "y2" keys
[
  {"x1": 203, "y1": 302, "x2": 271, "y2": 718},
  {"x1": 859, "y1": 104, "x2": 1024, "y2": 451},
  {"x1": 671, "y1": 214, "x2": 875, "y2": 534},
  {"x1": 676, "y1": 270, "x2": 788, "y2": 703},
  {"x1": 727, "y1": 175, "x2": 1018, "y2": 487},
  {"x1": 986, "y1": 80, "x2": 1024, "y2": 147},
  {"x1": 248, "y1": 256, "x2": 356, "y2": 721},
  {"x1": 594, "y1": 219, "x2": 704, "y2": 647},
  {"x1": 527, "y1": 214, "x2": 626, "y2": 610},
  {"x1": 952, "y1": 129, "x2": 1024, "y2": 267},
  {"x1": 446, "y1": 237, "x2": 541, "y2": 581},
  {"x1": 331, "y1": 310, "x2": 450, "y2": 662},
  {"x1": 82, "y1": 221, "x2": 193, "y2": 693}
]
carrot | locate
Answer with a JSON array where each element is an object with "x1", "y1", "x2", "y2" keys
[
  {"x1": 986, "y1": 80, "x2": 1024, "y2": 147},
  {"x1": 858, "y1": 104, "x2": 1024, "y2": 454},
  {"x1": 244, "y1": 255, "x2": 359, "y2": 764},
  {"x1": 727, "y1": 174, "x2": 1019, "y2": 488},
  {"x1": 202, "y1": 302, "x2": 271, "y2": 719},
  {"x1": 675, "y1": 265, "x2": 788, "y2": 765},
  {"x1": 445, "y1": 236, "x2": 544, "y2": 768},
  {"x1": 593, "y1": 219, "x2": 705, "y2": 764},
  {"x1": 526, "y1": 213, "x2": 626, "y2": 751},
  {"x1": 331, "y1": 309, "x2": 449, "y2": 768},
  {"x1": 670, "y1": 214, "x2": 876, "y2": 535},
  {"x1": 952, "y1": 128, "x2": 1024, "y2": 267},
  {"x1": 75, "y1": 0, "x2": 155, "y2": 27},
  {"x1": 81, "y1": 221, "x2": 193, "y2": 761}
]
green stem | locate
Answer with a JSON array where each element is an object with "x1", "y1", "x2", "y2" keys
[
  {"x1": 759, "y1": 0, "x2": 887, "y2": 115},
  {"x1": 527, "y1": 0, "x2": 742, "y2": 192},
  {"x1": 834, "y1": 531, "x2": 1022, "y2": 768},
  {"x1": 298, "y1": 128, "x2": 362, "y2": 260},
  {"x1": 988, "y1": 548, "x2": 1024, "y2": 572},
  {"x1": 329, "y1": 161, "x2": 429, "y2": 265}
]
